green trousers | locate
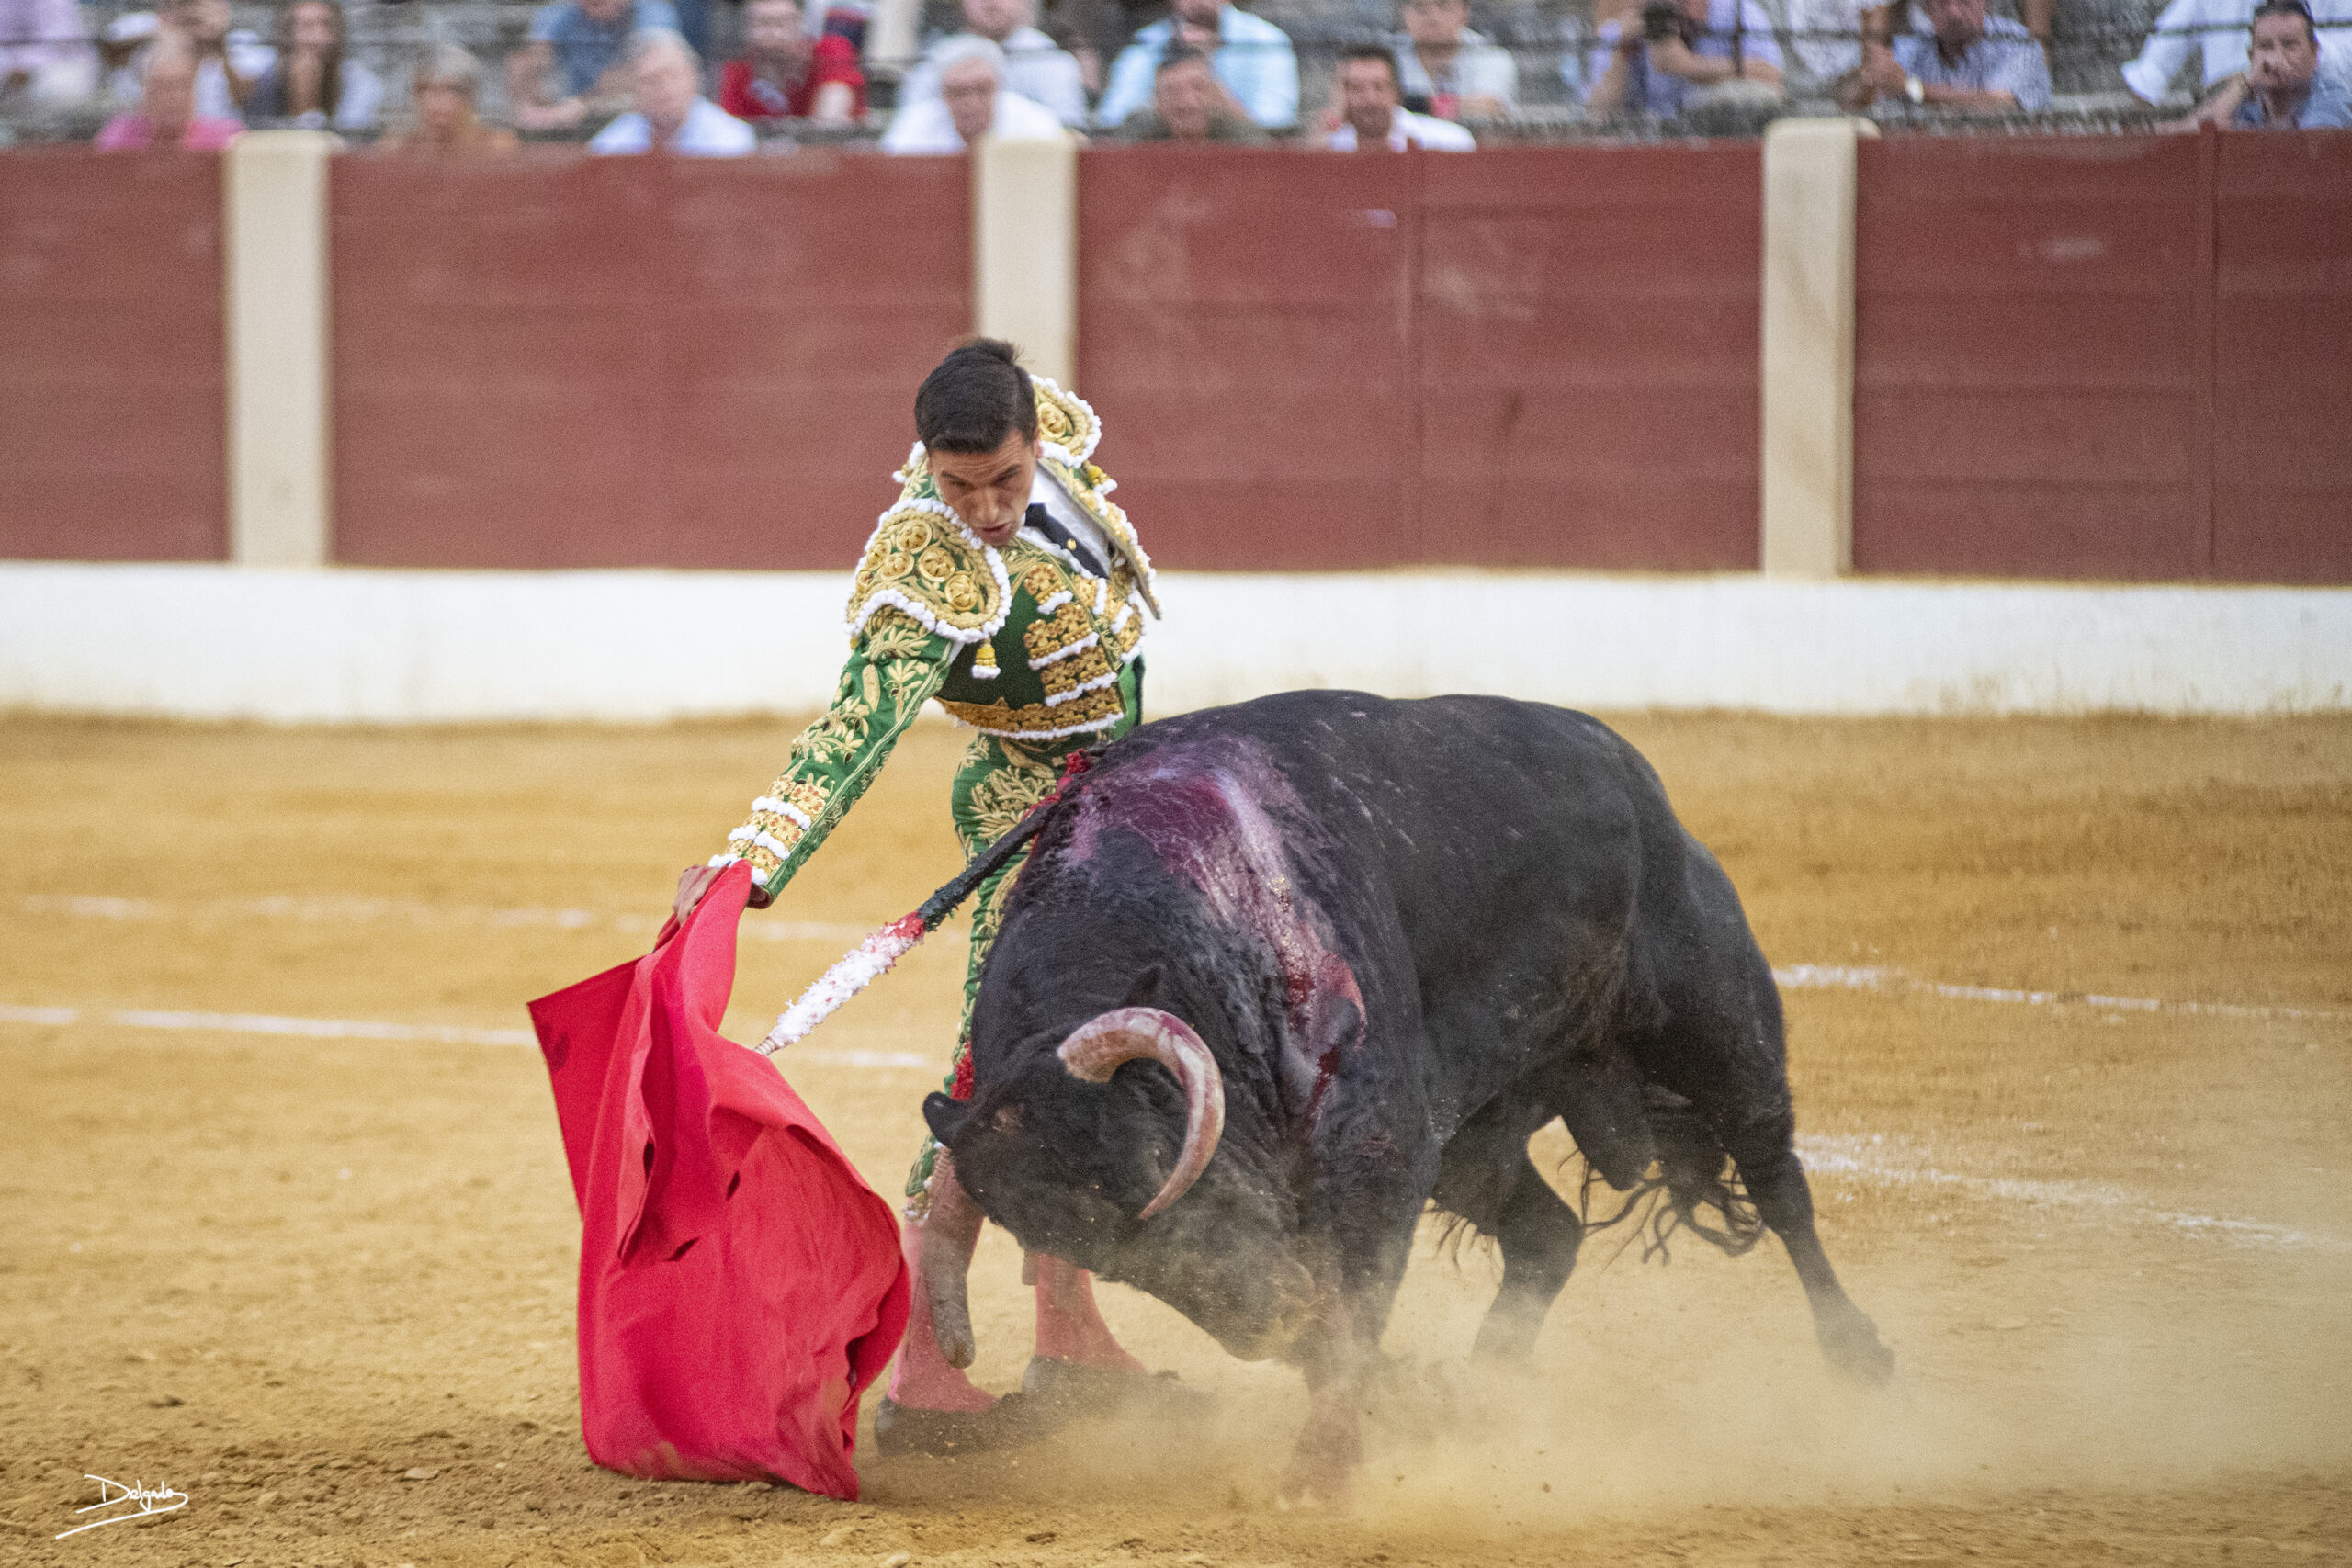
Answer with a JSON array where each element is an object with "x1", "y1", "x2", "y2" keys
[{"x1": 902, "y1": 730, "x2": 1064, "y2": 1203}]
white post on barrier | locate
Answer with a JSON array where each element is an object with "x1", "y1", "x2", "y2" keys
[
  {"x1": 973, "y1": 133, "x2": 1078, "y2": 387},
  {"x1": 1759, "y1": 117, "x2": 1874, "y2": 580},
  {"x1": 224, "y1": 130, "x2": 337, "y2": 568}
]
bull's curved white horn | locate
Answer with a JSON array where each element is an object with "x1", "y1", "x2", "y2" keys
[{"x1": 1057, "y1": 1007, "x2": 1225, "y2": 1219}]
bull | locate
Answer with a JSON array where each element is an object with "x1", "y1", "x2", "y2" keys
[{"x1": 916, "y1": 692, "x2": 1893, "y2": 1497}]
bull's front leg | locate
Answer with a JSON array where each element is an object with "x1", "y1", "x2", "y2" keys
[{"x1": 1283, "y1": 1291, "x2": 1370, "y2": 1506}]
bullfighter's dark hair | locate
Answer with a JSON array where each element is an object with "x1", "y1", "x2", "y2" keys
[
  {"x1": 2252, "y1": 0, "x2": 2317, "y2": 40},
  {"x1": 1155, "y1": 42, "x2": 1214, "y2": 74},
  {"x1": 1337, "y1": 43, "x2": 1401, "y2": 83},
  {"x1": 915, "y1": 338, "x2": 1037, "y2": 455}
]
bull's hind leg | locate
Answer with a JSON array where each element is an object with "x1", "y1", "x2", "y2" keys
[
  {"x1": 1433, "y1": 1106, "x2": 1584, "y2": 1365},
  {"x1": 1722, "y1": 1119, "x2": 1894, "y2": 1384},
  {"x1": 1468, "y1": 1154, "x2": 1583, "y2": 1364}
]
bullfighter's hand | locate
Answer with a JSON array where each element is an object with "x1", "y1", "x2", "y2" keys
[{"x1": 673, "y1": 864, "x2": 724, "y2": 925}]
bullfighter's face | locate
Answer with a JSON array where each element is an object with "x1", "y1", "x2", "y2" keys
[
  {"x1": 927, "y1": 1057, "x2": 1318, "y2": 1361},
  {"x1": 927, "y1": 428, "x2": 1038, "y2": 547}
]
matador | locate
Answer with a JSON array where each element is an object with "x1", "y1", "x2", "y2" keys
[{"x1": 672, "y1": 340, "x2": 1171, "y2": 1454}]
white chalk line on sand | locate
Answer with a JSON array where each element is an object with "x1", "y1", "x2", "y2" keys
[
  {"x1": 0, "y1": 1002, "x2": 934, "y2": 1071},
  {"x1": 2, "y1": 1002, "x2": 2334, "y2": 1254},
  {"x1": 1772, "y1": 964, "x2": 2349, "y2": 1024},
  {"x1": 14, "y1": 894, "x2": 932, "y2": 948},
  {"x1": 19, "y1": 896, "x2": 2343, "y2": 1023},
  {"x1": 1794, "y1": 1134, "x2": 2343, "y2": 1254}
]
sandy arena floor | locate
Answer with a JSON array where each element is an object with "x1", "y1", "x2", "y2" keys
[{"x1": 1, "y1": 711, "x2": 2347, "y2": 1567}]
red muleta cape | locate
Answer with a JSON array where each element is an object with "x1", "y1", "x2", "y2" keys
[{"x1": 527, "y1": 863, "x2": 910, "y2": 1499}]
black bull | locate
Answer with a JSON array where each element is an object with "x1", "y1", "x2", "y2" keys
[{"x1": 922, "y1": 692, "x2": 1893, "y2": 1495}]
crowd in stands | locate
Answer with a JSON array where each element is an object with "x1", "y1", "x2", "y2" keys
[{"x1": 3, "y1": 0, "x2": 2347, "y2": 149}]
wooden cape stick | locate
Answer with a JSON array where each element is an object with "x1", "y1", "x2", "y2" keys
[{"x1": 756, "y1": 750, "x2": 1100, "y2": 1057}]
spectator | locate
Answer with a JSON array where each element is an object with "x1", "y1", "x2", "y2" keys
[
  {"x1": 378, "y1": 42, "x2": 519, "y2": 152},
  {"x1": 880, "y1": 33, "x2": 1068, "y2": 150},
  {"x1": 244, "y1": 0, "x2": 383, "y2": 131},
  {"x1": 1841, "y1": 0, "x2": 2051, "y2": 108},
  {"x1": 2123, "y1": 0, "x2": 2351, "y2": 101},
  {"x1": 0, "y1": 0, "x2": 99, "y2": 109},
  {"x1": 590, "y1": 28, "x2": 756, "y2": 152},
  {"x1": 1096, "y1": 0, "x2": 1297, "y2": 130},
  {"x1": 1112, "y1": 42, "x2": 1268, "y2": 137},
  {"x1": 96, "y1": 34, "x2": 242, "y2": 146},
  {"x1": 1784, "y1": 0, "x2": 1900, "y2": 86},
  {"x1": 1393, "y1": 0, "x2": 1517, "y2": 118},
  {"x1": 118, "y1": 0, "x2": 268, "y2": 119},
  {"x1": 719, "y1": 0, "x2": 864, "y2": 121},
  {"x1": 508, "y1": 0, "x2": 682, "y2": 132},
  {"x1": 1585, "y1": 0, "x2": 1783, "y2": 115},
  {"x1": 1327, "y1": 42, "x2": 1475, "y2": 146},
  {"x1": 899, "y1": 0, "x2": 1089, "y2": 126},
  {"x1": 2228, "y1": 0, "x2": 2352, "y2": 119}
]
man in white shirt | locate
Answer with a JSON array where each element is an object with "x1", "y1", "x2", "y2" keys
[
  {"x1": 1327, "y1": 44, "x2": 1476, "y2": 148},
  {"x1": 1096, "y1": 0, "x2": 1298, "y2": 129},
  {"x1": 896, "y1": 0, "x2": 1089, "y2": 126},
  {"x1": 2122, "y1": 0, "x2": 2351, "y2": 98},
  {"x1": 881, "y1": 33, "x2": 1069, "y2": 150},
  {"x1": 1393, "y1": 0, "x2": 1517, "y2": 117},
  {"x1": 589, "y1": 28, "x2": 757, "y2": 152}
]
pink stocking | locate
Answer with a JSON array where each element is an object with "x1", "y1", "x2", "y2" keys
[
  {"x1": 885, "y1": 1214, "x2": 996, "y2": 1412},
  {"x1": 1031, "y1": 1254, "x2": 1147, "y2": 1372}
]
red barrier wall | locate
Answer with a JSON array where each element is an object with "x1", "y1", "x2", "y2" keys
[
  {"x1": 330, "y1": 152, "x2": 969, "y2": 570},
  {"x1": 0, "y1": 151, "x2": 226, "y2": 562},
  {"x1": 1851, "y1": 131, "x2": 2352, "y2": 586},
  {"x1": 1852, "y1": 136, "x2": 2210, "y2": 581},
  {"x1": 1420, "y1": 146, "x2": 1760, "y2": 570},
  {"x1": 2211, "y1": 133, "x2": 2352, "y2": 586},
  {"x1": 1077, "y1": 144, "x2": 1760, "y2": 570}
]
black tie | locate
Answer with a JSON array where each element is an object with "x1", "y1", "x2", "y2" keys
[{"x1": 1023, "y1": 502, "x2": 1107, "y2": 579}]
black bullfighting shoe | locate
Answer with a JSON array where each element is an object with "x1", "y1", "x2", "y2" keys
[
  {"x1": 872, "y1": 1393, "x2": 1049, "y2": 1458},
  {"x1": 1021, "y1": 1357, "x2": 1216, "y2": 1422}
]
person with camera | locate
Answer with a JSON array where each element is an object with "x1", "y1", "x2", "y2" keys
[{"x1": 1584, "y1": 0, "x2": 1782, "y2": 115}]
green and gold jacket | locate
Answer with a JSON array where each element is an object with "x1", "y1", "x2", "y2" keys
[{"x1": 713, "y1": 378, "x2": 1159, "y2": 903}]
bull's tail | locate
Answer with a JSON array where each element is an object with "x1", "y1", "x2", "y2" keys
[{"x1": 1566, "y1": 1090, "x2": 1765, "y2": 1265}]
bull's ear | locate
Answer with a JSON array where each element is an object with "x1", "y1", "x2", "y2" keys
[
  {"x1": 1121, "y1": 964, "x2": 1166, "y2": 1010},
  {"x1": 923, "y1": 1092, "x2": 972, "y2": 1146}
]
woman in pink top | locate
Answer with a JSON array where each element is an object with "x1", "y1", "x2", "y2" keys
[{"x1": 96, "y1": 36, "x2": 243, "y2": 148}]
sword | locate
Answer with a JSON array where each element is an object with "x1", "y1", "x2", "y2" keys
[{"x1": 755, "y1": 748, "x2": 1101, "y2": 1056}]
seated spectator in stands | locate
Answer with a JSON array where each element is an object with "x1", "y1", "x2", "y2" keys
[
  {"x1": 1096, "y1": 0, "x2": 1298, "y2": 129},
  {"x1": 1840, "y1": 0, "x2": 2051, "y2": 108},
  {"x1": 2123, "y1": 0, "x2": 2350, "y2": 100},
  {"x1": 880, "y1": 34, "x2": 1068, "y2": 150},
  {"x1": 1785, "y1": 0, "x2": 1893, "y2": 86},
  {"x1": 120, "y1": 0, "x2": 266, "y2": 118},
  {"x1": 1585, "y1": 0, "x2": 1783, "y2": 115},
  {"x1": 590, "y1": 28, "x2": 756, "y2": 152},
  {"x1": 244, "y1": 0, "x2": 382, "y2": 130},
  {"x1": 899, "y1": 0, "x2": 1089, "y2": 126},
  {"x1": 378, "y1": 42, "x2": 520, "y2": 152},
  {"x1": 508, "y1": 0, "x2": 681, "y2": 132},
  {"x1": 1393, "y1": 0, "x2": 1516, "y2": 118},
  {"x1": 2222, "y1": 0, "x2": 2352, "y2": 119},
  {"x1": 1113, "y1": 43, "x2": 1268, "y2": 137},
  {"x1": 96, "y1": 34, "x2": 242, "y2": 146},
  {"x1": 719, "y1": 0, "x2": 864, "y2": 121},
  {"x1": 1, "y1": 0, "x2": 100, "y2": 109},
  {"x1": 1326, "y1": 43, "x2": 1475, "y2": 146}
]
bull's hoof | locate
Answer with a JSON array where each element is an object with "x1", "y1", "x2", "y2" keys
[
  {"x1": 872, "y1": 1393, "x2": 1048, "y2": 1458},
  {"x1": 1818, "y1": 1313, "x2": 1896, "y2": 1385},
  {"x1": 1023, "y1": 1357, "x2": 1215, "y2": 1422}
]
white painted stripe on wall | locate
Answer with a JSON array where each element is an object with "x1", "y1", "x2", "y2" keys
[{"x1": 1, "y1": 563, "x2": 2346, "y2": 721}]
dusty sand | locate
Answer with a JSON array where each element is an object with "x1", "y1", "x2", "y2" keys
[{"x1": 2, "y1": 712, "x2": 2347, "y2": 1566}]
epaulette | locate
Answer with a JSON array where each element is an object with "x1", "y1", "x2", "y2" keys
[
  {"x1": 1031, "y1": 377, "x2": 1160, "y2": 619},
  {"x1": 844, "y1": 454, "x2": 1010, "y2": 645}
]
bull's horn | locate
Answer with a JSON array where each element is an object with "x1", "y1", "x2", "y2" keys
[
  {"x1": 919, "y1": 1152, "x2": 984, "y2": 1368},
  {"x1": 1057, "y1": 1007, "x2": 1225, "y2": 1219}
]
